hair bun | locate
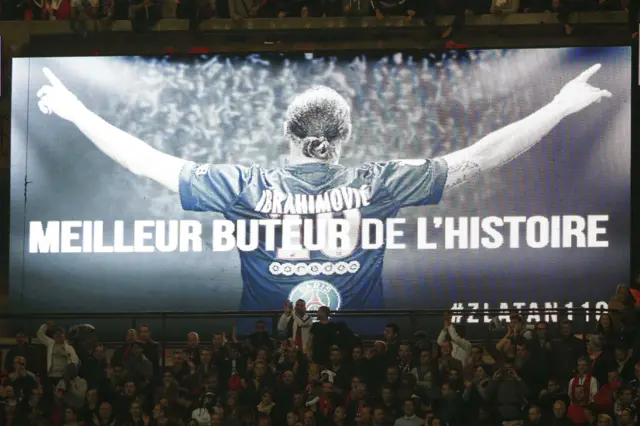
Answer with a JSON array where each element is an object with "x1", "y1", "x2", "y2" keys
[{"x1": 302, "y1": 137, "x2": 332, "y2": 161}]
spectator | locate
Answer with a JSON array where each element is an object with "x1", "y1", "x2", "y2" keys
[
  {"x1": 3, "y1": 331, "x2": 39, "y2": 375},
  {"x1": 515, "y1": 342, "x2": 547, "y2": 397},
  {"x1": 246, "y1": 321, "x2": 276, "y2": 354},
  {"x1": 126, "y1": 401, "x2": 145, "y2": 425},
  {"x1": 56, "y1": 364, "x2": 88, "y2": 410},
  {"x1": 412, "y1": 348, "x2": 440, "y2": 401},
  {"x1": 464, "y1": 346, "x2": 492, "y2": 381},
  {"x1": 618, "y1": 407, "x2": 638, "y2": 426},
  {"x1": 533, "y1": 321, "x2": 552, "y2": 350},
  {"x1": 395, "y1": 398, "x2": 422, "y2": 426},
  {"x1": 112, "y1": 330, "x2": 139, "y2": 368},
  {"x1": 566, "y1": 384, "x2": 588, "y2": 424},
  {"x1": 550, "y1": 400, "x2": 572, "y2": 426},
  {"x1": 256, "y1": 388, "x2": 278, "y2": 423},
  {"x1": 434, "y1": 382, "x2": 462, "y2": 426},
  {"x1": 594, "y1": 369, "x2": 622, "y2": 412},
  {"x1": 569, "y1": 357, "x2": 599, "y2": 403},
  {"x1": 94, "y1": 0, "x2": 114, "y2": 26},
  {"x1": 372, "y1": 406, "x2": 386, "y2": 426},
  {"x1": 80, "y1": 388, "x2": 101, "y2": 424},
  {"x1": 613, "y1": 343, "x2": 635, "y2": 382},
  {"x1": 379, "y1": 384, "x2": 402, "y2": 424},
  {"x1": 185, "y1": 332, "x2": 202, "y2": 366},
  {"x1": 384, "y1": 324, "x2": 402, "y2": 363},
  {"x1": 5, "y1": 356, "x2": 38, "y2": 400},
  {"x1": 437, "y1": 318, "x2": 472, "y2": 369},
  {"x1": 93, "y1": 401, "x2": 116, "y2": 425},
  {"x1": 279, "y1": 300, "x2": 312, "y2": 354},
  {"x1": 129, "y1": 0, "x2": 161, "y2": 32},
  {"x1": 39, "y1": 0, "x2": 71, "y2": 19},
  {"x1": 613, "y1": 386, "x2": 637, "y2": 423},
  {"x1": 553, "y1": 0, "x2": 597, "y2": 35},
  {"x1": 525, "y1": 405, "x2": 543, "y2": 425},
  {"x1": 461, "y1": 365, "x2": 491, "y2": 415},
  {"x1": 4, "y1": 279, "x2": 638, "y2": 426},
  {"x1": 553, "y1": 320, "x2": 586, "y2": 383},
  {"x1": 81, "y1": 344, "x2": 108, "y2": 391},
  {"x1": 345, "y1": 381, "x2": 370, "y2": 425},
  {"x1": 372, "y1": 0, "x2": 416, "y2": 20},
  {"x1": 37, "y1": 322, "x2": 80, "y2": 391},
  {"x1": 212, "y1": 332, "x2": 228, "y2": 360},
  {"x1": 628, "y1": 360, "x2": 640, "y2": 391},
  {"x1": 597, "y1": 414, "x2": 614, "y2": 426},
  {"x1": 487, "y1": 362, "x2": 528, "y2": 423},
  {"x1": 69, "y1": 0, "x2": 97, "y2": 35},
  {"x1": 538, "y1": 378, "x2": 570, "y2": 420},
  {"x1": 588, "y1": 334, "x2": 612, "y2": 386},
  {"x1": 437, "y1": 340, "x2": 463, "y2": 378},
  {"x1": 582, "y1": 403, "x2": 598, "y2": 426},
  {"x1": 308, "y1": 306, "x2": 339, "y2": 367},
  {"x1": 595, "y1": 313, "x2": 619, "y2": 351},
  {"x1": 120, "y1": 344, "x2": 153, "y2": 386},
  {"x1": 138, "y1": 325, "x2": 161, "y2": 380}
]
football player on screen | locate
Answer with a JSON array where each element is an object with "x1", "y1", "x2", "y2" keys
[{"x1": 36, "y1": 64, "x2": 611, "y2": 316}]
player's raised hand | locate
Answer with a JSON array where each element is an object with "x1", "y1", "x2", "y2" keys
[
  {"x1": 37, "y1": 67, "x2": 85, "y2": 121},
  {"x1": 553, "y1": 64, "x2": 612, "y2": 116}
]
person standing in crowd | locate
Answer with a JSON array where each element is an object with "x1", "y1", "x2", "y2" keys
[
  {"x1": 111, "y1": 329, "x2": 140, "y2": 368},
  {"x1": 553, "y1": 320, "x2": 587, "y2": 383},
  {"x1": 279, "y1": 300, "x2": 312, "y2": 354},
  {"x1": 138, "y1": 325, "x2": 161, "y2": 381},
  {"x1": 568, "y1": 357, "x2": 599, "y2": 403},
  {"x1": 37, "y1": 322, "x2": 80, "y2": 392},
  {"x1": 3, "y1": 331, "x2": 39, "y2": 375},
  {"x1": 308, "y1": 306, "x2": 339, "y2": 367},
  {"x1": 55, "y1": 364, "x2": 88, "y2": 411},
  {"x1": 384, "y1": 324, "x2": 402, "y2": 364},
  {"x1": 437, "y1": 316, "x2": 472, "y2": 368},
  {"x1": 1, "y1": 303, "x2": 638, "y2": 426},
  {"x1": 185, "y1": 332, "x2": 203, "y2": 366}
]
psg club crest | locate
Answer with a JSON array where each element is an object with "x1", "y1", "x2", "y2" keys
[{"x1": 288, "y1": 280, "x2": 342, "y2": 312}]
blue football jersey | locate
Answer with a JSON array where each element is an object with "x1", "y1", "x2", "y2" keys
[{"x1": 179, "y1": 159, "x2": 448, "y2": 312}]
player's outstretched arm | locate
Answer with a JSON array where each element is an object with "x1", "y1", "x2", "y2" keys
[
  {"x1": 37, "y1": 68, "x2": 186, "y2": 193},
  {"x1": 439, "y1": 64, "x2": 612, "y2": 189}
]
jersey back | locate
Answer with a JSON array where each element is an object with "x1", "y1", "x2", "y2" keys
[{"x1": 179, "y1": 158, "x2": 448, "y2": 312}]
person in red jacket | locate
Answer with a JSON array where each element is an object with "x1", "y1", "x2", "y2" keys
[
  {"x1": 567, "y1": 384, "x2": 589, "y2": 425},
  {"x1": 594, "y1": 370, "x2": 622, "y2": 412}
]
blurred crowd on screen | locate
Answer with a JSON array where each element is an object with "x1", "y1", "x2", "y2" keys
[
  {"x1": 0, "y1": 0, "x2": 634, "y2": 38},
  {"x1": 1, "y1": 286, "x2": 640, "y2": 426}
]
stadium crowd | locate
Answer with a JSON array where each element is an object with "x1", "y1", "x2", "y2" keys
[
  {"x1": 0, "y1": 289, "x2": 639, "y2": 426},
  {"x1": 0, "y1": 0, "x2": 631, "y2": 36}
]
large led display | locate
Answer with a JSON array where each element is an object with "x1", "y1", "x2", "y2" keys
[{"x1": 10, "y1": 48, "x2": 630, "y2": 331}]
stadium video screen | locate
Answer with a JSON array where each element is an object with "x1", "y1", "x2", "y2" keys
[{"x1": 10, "y1": 47, "x2": 631, "y2": 331}]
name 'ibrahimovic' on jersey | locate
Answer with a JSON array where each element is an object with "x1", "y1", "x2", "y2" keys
[{"x1": 179, "y1": 158, "x2": 448, "y2": 312}]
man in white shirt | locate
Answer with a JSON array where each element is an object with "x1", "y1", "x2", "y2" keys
[
  {"x1": 37, "y1": 322, "x2": 80, "y2": 387},
  {"x1": 437, "y1": 314, "x2": 472, "y2": 367},
  {"x1": 394, "y1": 398, "x2": 423, "y2": 426},
  {"x1": 568, "y1": 357, "x2": 599, "y2": 403},
  {"x1": 278, "y1": 299, "x2": 312, "y2": 352}
]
